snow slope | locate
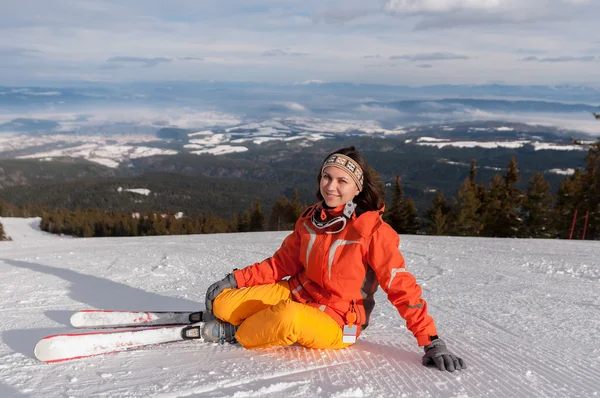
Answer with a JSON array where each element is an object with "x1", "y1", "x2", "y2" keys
[{"x1": 0, "y1": 217, "x2": 598, "y2": 397}]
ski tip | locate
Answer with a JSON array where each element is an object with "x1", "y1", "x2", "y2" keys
[{"x1": 34, "y1": 339, "x2": 61, "y2": 363}]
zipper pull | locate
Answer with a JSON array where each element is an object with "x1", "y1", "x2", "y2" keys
[{"x1": 346, "y1": 301, "x2": 357, "y2": 327}]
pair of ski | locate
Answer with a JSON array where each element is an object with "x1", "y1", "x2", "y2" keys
[{"x1": 34, "y1": 310, "x2": 211, "y2": 363}]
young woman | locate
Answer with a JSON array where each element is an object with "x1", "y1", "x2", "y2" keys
[{"x1": 202, "y1": 146, "x2": 466, "y2": 372}]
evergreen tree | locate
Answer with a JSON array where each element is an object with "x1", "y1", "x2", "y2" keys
[
  {"x1": 580, "y1": 140, "x2": 600, "y2": 239},
  {"x1": 469, "y1": 158, "x2": 477, "y2": 184},
  {"x1": 237, "y1": 211, "x2": 250, "y2": 232},
  {"x1": 268, "y1": 196, "x2": 292, "y2": 231},
  {"x1": 248, "y1": 199, "x2": 265, "y2": 232},
  {"x1": 452, "y1": 178, "x2": 484, "y2": 236},
  {"x1": 204, "y1": 214, "x2": 228, "y2": 234},
  {"x1": 268, "y1": 190, "x2": 304, "y2": 231},
  {"x1": 481, "y1": 157, "x2": 524, "y2": 237},
  {"x1": 425, "y1": 193, "x2": 452, "y2": 235},
  {"x1": 227, "y1": 214, "x2": 239, "y2": 233},
  {"x1": 153, "y1": 214, "x2": 168, "y2": 235},
  {"x1": 180, "y1": 217, "x2": 195, "y2": 234},
  {"x1": 555, "y1": 169, "x2": 585, "y2": 239},
  {"x1": 401, "y1": 198, "x2": 420, "y2": 234},
  {"x1": 384, "y1": 175, "x2": 420, "y2": 234},
  {"x1": 0, "y1": 220, "x2": 10, "y2": 241},
  {"x1": 386, "y1": 175, "x2": 406, "y2": 233},
  {"x1": 521, "y1": 172, "x2": 555, "y2": 238}
]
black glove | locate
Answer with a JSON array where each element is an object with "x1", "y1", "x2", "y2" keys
[
  {"x1": 422, "y1": 338, "x2": 466, "y2": 372},
  {"x1": 205, "y1": 273, "x2": 237, "y2": 313}
]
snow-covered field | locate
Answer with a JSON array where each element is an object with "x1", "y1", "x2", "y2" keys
[{"x1": 0, "y1": 217, "x2": 598, "y2": 397}]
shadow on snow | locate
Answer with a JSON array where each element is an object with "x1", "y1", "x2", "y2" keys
[{"x1": 1, "y1": 258, "x2": 201, "y2": 359}]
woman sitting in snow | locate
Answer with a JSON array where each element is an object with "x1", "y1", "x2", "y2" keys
[{"x1": 201, "y1": 146, "x2": 466, "y2": 372}]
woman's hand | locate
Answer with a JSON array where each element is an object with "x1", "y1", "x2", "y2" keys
[
  {"x1": 422, "y1": 338, "x2": 467, "y2": 372},
  {"x1": 205, "y1": 273, "x2": 237, "y2": 313}
]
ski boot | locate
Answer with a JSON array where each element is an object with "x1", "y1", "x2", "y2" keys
[{"x1": 181, "y1": 320, "x2": 238, "y2": 344}]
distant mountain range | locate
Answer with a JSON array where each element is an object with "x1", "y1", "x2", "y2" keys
[
  {"x1": 1, "y1": 81, "x2": 598, "y2": 216},
  {"x1": 0, "y1": 118, "x2": 596, "y2": 217}
]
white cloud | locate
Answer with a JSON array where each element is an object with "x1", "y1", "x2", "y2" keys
[
  {"x1": 261, "y1": 48, "x2": 308, "y2": 57},
  {"x1": 522, "y1": 55, "x2": 598, "y2": 63},
  {"x1": 389, "y1": 52, "x2": 471, "y2": 61},
  {"x1": 294, "y1": 80, "x2": 329, "y2": 85},
  {"x1": 281, "y1": 102, "x2": 307, "y2": 112},
  {"x1": 384, "y1": 0, "x2": 504, "y2": 13},
  {"x1": 107, "y1": 57, "x2": 172, "y2": 68},
  {"x1": 1, "y1": 1, "x2": 599, "y2": 86}
]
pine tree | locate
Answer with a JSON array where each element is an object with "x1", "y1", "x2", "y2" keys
[
  {"x1": 268, "y1": 196, "x2": 293, "y2": 231},
  {"x1": 469, "y1": 158, "x2": 477, "y2": 185},
  {"x1": 268, "y1": 190, "x2": 304, "y2": 231},
  {"x1": 425, "y1": 193, "x2": 452, "y2": 235},
  {"x1": 555, "y1": 169, "x2": 585, "y2": 239},
  {"x1": 153, "y1": 214, "x2": 168, "y2": 235},
  {"x1": 386, "y1": 175, "x2": 406, "y2": 233},
  {"x1": 227, "y1": 214, "x2": 239, "y2": 233},
  {"x1": 521, "y1": 172, "x2": 555, "y2": 238},
  {"x1": 248, "y1": 199, "x2": 265, "y2": 232},
  {"x1": 0, "y1": 220, "x2": 10, "y2": 241},
  {"x1": 452, "y1": 178, "x2": 484, "y2": 236},
  {"x1": 580, "y1": 140, "x2": 600, "y2": 239},
  {"x1": 237, "y1": 211, "x2": 250, "y2": 232},
  {"x1": 204, "y1": 215, "x2": 228, "y2": 234},
  {"x1": 401, "y1": 198, "x2": 420, "y2": 234},
  {"x1": 481, "y1": 157, "x2": 524, "y2": 237}
]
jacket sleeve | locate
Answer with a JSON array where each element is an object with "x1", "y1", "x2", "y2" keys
[
  {"x1": 233, "y1": 220, "x2": 303, "y2": 288},
  {"x1": 367, "y1": 222, "x2": 438, "y2": 346}
]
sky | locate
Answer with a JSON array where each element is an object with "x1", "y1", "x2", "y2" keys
[
  {"x1": 0, "y1": 217, "x2": 599, "y2": 396},
  {"x1": 1, "y1": 0, "x2": 600, "y2": 86}
]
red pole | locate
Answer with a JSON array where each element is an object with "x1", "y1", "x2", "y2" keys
[
  {"x1": 582, "y1": 211, "x2": 589, "y2": 240},
  {"x1": 569, "y1": 210, "x2": 578, "y2": 240}
]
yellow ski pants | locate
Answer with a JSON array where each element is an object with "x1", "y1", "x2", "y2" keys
[{"x1": 212, "y1": 280, "x2": 349, "y2": 350}]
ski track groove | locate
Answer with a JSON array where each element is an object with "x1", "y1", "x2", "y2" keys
[
  {"x1": 468, "y1": 336, "x2": 599, "y2": 397},
  {"x1": 162, "y1": 361, "x2": 350, "y2": 397},
  {"x1": 485, "y1": 335, "x2": 592, "y2": 389},
  {"x1": 354, "y1": 346, "x2": 396, "y2": 394}
]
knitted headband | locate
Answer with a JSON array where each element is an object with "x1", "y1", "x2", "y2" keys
[{"x1": 321, "y1": 153, "x2": 364, "y2": 191}]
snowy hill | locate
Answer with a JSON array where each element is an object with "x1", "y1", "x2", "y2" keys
[{"x1": 0, "y1": 217, "x2": 598, "y2": 397}]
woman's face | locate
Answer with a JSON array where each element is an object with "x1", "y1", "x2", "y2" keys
[{"x1": 320, "y1": 166, "x2": 360, "y2": 208}]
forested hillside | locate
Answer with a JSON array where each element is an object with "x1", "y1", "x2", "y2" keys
[{"x1": 0, "y1": 135, "x2": 587, "y2": 217}]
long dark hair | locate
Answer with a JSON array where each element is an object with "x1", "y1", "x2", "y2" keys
[{"x1": 316, "y1": 146, "x2": 384, "y2": 211}]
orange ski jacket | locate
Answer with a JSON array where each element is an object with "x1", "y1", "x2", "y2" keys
[{"x1": 233, "y1": 203, "x2": 438, "y2": 346}]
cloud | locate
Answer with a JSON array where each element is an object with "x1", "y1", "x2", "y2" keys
[
  {"x1": 1, "y1": 1, "x2": 598, "y2": 86},
  {"x1": 280, "y1": 102, "x2": 307, "y2": 112},
  {"x1": 416, "y1": 64, "x2": 433, "y2": 68},
  {"x1": 100, "y1": 64, "x2": 125, "y2": 70},
  {"x1": 261, "y1": 48, "x2": 308, "y2": 57},
  {"x1": 390, "y1": 52, "x2": 471, "y2": 61},
  {"x1": 382, "y1": 0, "x2": 597, "y2": 30},
  {"x1": 179, "y1": 57, "x2": 204, "y2": 61},
  {"x1": 384, "y1": 0, "x2": 504, "y2": 13},
  {"x1": 293, "y1": 80, "x2": 328, "y2": 85},
  {"x1": 106, "y1": 56, "x2": 172, "y2": 68},
  {"x1": 0, "y1": 47, "x2": 40, "y2": 57},
  {"x1": 521, "y1": 55, "x2": 598, "y2": 62},
  {"x1": 312, "y1": 4, "x2": 379, "y2": 24}
]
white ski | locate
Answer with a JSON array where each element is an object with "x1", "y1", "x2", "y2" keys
[
  {"x1": 34, "y1": 323, "x2": 203, "y2": 363},
  {"x1": 70, "y1": 310, "x2": 203, "y2": 328}
]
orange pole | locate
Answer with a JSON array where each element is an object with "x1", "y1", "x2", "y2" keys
[
  {"x1": 569, "y1": 210, "x2": 578, "y2": 240},
  {"x1": 582, "y1": 211, "x2": 589, "y2": 240}
]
